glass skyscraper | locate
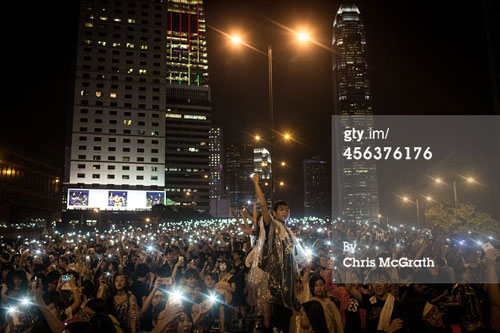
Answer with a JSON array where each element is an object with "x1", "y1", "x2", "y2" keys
[
  {"x1": 332, "y1": 4, "x2": 380, "y2": 223},
  {"x1": 164, "y1": 0, "x2": 211, "y2": 213}
]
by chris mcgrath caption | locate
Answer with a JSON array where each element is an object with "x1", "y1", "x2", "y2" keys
[{"x1": 341, "y1": 242, "x2": 435, "y2": 268}]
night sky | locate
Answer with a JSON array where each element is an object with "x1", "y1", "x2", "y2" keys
[{"x1": 2, "y1": 1, "x2": 495, "y2": 217}]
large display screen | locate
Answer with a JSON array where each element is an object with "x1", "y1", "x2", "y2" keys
[{"x1": 66, "y1": 189, "x2": 166, "y2": 211}]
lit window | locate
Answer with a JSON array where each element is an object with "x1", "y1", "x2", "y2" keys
[
  {"x1": 85, "y1": 22, "x2": 93, "y2": 27},
  {"x1": 126, "y1": 43, "x2": 135, "y2": 48},
  {"x1": 113, "y1": 42, "x2": 121, "y2": 47},
  {"x1": 139, "y1": 69, "x2": 147, "y2": 74},
  {"x1": 96, "y1": 91, "x2": 102, "y2": 97},
  {"x1": 128, "y1": 18, "x2": 136, "y2": 23},
  {"x1": 113, "y1": 18, "x2": 121, "y2": 22},
  {"x1": 99, "y1": 16, "x2": 108, "y2": 21},
  {"x1": 165, "y1": 113, "x2": 182, "y2": 118},
  {"x1": 140, "y1": 45, "x2": 148, "y2": 50},
  {"x1": 110, "y1": 92, "x2": 117, "y2": 98},
  {"x1": 184, "y1": 114, "x2": 206, "y2": 120},
  {"x1": 123, "y1": 119, "x2": 132, "y2": 125}
]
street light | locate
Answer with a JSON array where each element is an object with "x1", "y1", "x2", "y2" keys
[
  {"x1": 255, "y1": 135, "x2": 261, "y2": 141},
  {"x1": 296, "y1": 31, "x2": 310, "y2": 42},
  {"x1": 230, "y1": 35, "x2": 242, "y2": 44},
  {"x1": 228, "y1": 31, "x2": 308, "y2": 200},
  {"x1": 433, "y1": 176, "x2": 476, "y2": 209},
  {"x1": 378, "y1": 214, "x2": 389, "y2": 226},
  {"x1": 402, "y1": 196, "x2": 420, "y2": 228}
]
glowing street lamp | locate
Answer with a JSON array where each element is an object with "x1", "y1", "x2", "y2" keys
[
  {"x1": 433, "y1": 175, "x2": 477, "y2": 209},
  {"x1": 402, "y1": 196, "x2": 420, "y2": 228},
  {"x1": 255, "y1": 135, "x2": 261, "y2": 141},
  {"x1": 227, "y1": 28, "x2": 310, "y2": 200},
  {"x1": 296, "y1": 31, "x2": 310, "y2": 42},
  {"x1": 230, "y1": 35, "x2": 242, "y2": 45}
]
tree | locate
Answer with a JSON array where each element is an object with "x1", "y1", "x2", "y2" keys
[{"x1": 424, "y1": 202, "x2": 500, "y2": 234}]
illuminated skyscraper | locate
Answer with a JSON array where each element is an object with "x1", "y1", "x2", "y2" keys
[
  {"x1": 209, "y1": 127, "x2": 223, "y2": 200},
  {"x1": 253, "y1": 147, "x2": 272, "y2": 201},
  {"x1": 65, "y1": 0, "x2": 168, "y2": 224},
  {"x1": 332, "y1": 4, "x2": 379, "y2": 223},
  {"x1": 164, "y1": 0, "x2": 211, "y2": 213}
]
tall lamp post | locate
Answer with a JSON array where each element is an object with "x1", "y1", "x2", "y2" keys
[
  {"x1": 434, "y1": 176, "x2": 476, "y2": 209},
  {"x1": 229, "y1": 31, "x2": 309, "y2": 200},
  {"x1": 268, "y1": 44, "x2": 275, "y2": 200},
  {"x1": 402, "y1": 194, "x2": 434, "y2": 228}
]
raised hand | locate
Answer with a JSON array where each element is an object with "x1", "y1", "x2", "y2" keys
[{"x1": 250, "y1": 173, "x2": 260, "y2": 183}]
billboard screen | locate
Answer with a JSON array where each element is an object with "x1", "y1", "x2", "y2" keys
[
  {"x1": 108, "y1": 191, "x2": 128, "y2": 207},
  {"x1": 68, "y1": 190, "x2": 89, "y2": 207},
  {"x1": 146, "y1": 192, "x2": 165, "y2": 207},
  {"x1": 66, "y1": 189, "x2": 165, "y2": 211}
]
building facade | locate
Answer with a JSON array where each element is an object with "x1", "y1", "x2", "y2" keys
[
  {"x1": 332, "y1": 4, "x2": 380, "y2": 223},
  {"x1": 303, "y1": 156, "x2": 330, "y2": 218},
  {"x1": 253, "y1": 147, "x2": 272, "y2": 201},
  {"x1": 65, "y1": 0, "x2": 170, "y2": 223},
  {"x1": 164, "y1": 0, "x2": 211, "y2": 213},
  {"x1": 209, "y1": 127, "x2": 224, "y2": 200},
  {"x1": 225, "y1": 143, "x2": 254, "y2": 211},
  {"x1": 65, "y1": 0, "x2": 213, "y2": 222},
  {"x1": 0, "y1": 148, "x2": 61, "y2": 225}
]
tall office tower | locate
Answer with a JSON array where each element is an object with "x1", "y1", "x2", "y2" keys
[
  {"x1": 253, "y1": 147, "x2": 272, "y2": 200},
  {"x1": 332, "y1": 4, "x2": 379, "y2": 223},
  {"x1": 225, "y1": 143, "x2": 254, "y2": 210},
  {"x1": 209, "y1": 127, "x2": 224, "y2": 200},
  {"x1": 304, "y1": 156, "x2": 330, "y2": 218},
  {"x1": 65, "y1": 0, "x2": 168, "y2": 222},
  {"x1": 253, "y1": 148, "x2": 271, "y2": 181},
  {"x1": 164, "y1": 0, "x2": 211, "y2": 213}
]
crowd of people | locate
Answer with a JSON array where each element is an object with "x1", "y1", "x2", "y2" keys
[{"x1": 0, "y1": 175, "x2": 500, "y2": 332}]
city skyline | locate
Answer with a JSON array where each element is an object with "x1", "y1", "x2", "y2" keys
[{"x1": 1, "y1": 1, "x2": 498, "y2": 222}]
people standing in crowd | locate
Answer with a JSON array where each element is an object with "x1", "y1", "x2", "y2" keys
[{"x1": 0, "y1": 196, "x2": 499, "y2": 333}]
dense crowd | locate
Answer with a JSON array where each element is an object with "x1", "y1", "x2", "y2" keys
[{"x1": 0, "y1": 208, "x2": 499, "y2": 332}]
